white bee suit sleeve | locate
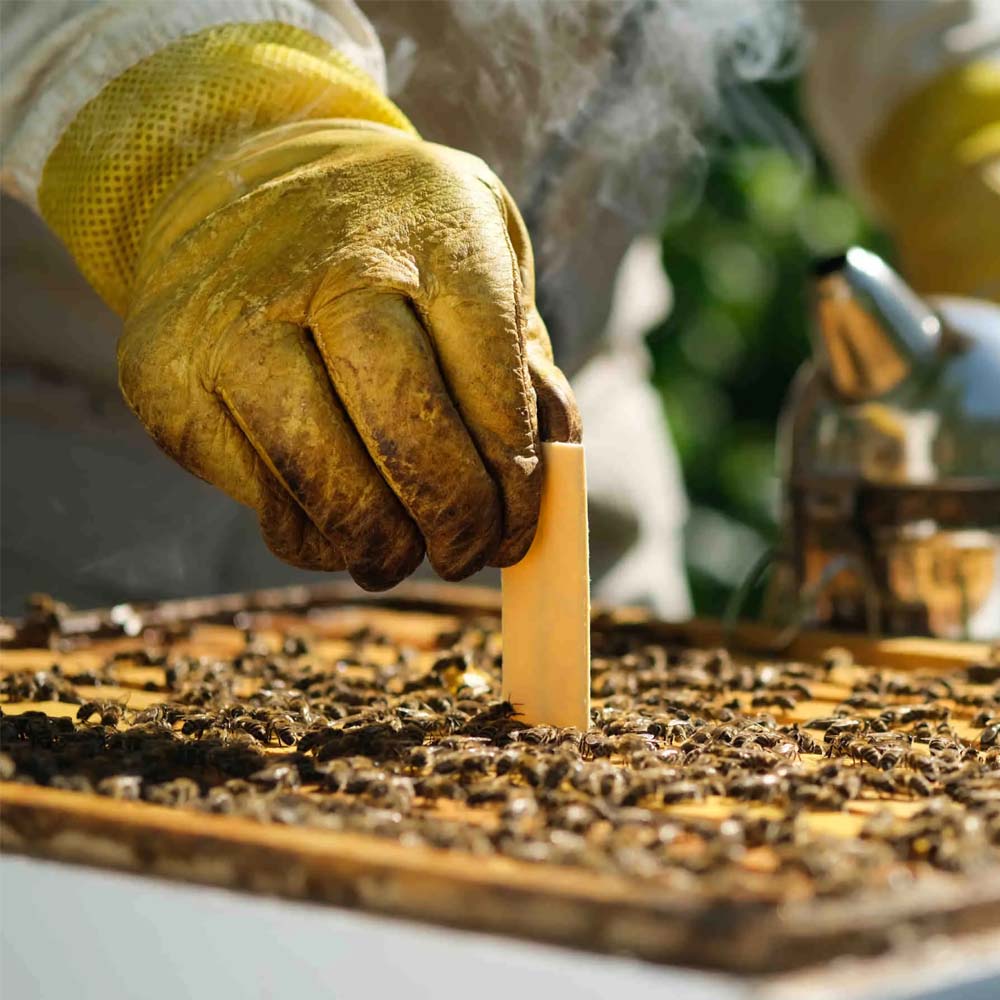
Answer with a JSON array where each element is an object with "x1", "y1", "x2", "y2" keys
[{"x1": 0, "y1": 0, "x2": 386, "y2": 207}]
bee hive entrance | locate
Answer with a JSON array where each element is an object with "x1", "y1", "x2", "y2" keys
[{"x1": 2, "y1": 584, "x2": 1000, "y2": 973}]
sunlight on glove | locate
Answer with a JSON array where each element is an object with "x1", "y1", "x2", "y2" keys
[
  {"x1": 37, "y1": 22, "x2": 579, "y2": 590},
  {"x1": 121, "y1": 121, "x2": 578, "y2": 589}
]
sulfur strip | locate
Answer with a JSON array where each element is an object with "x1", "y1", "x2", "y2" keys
[{"x1": 501, "y1": 442, "x2": 591, "y2": 730}]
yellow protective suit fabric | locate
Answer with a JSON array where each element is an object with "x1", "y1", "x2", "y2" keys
[
  {"x1": 39, "y1": 21, "x2": 415, "y2": 314},
  {"x1": 862, "y1": 62, "x2": 1000, "y2": 301}
]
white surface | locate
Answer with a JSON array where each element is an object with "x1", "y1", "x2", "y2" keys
[
  {"x1": 0, "y1": 857, "x2": 735, "y2": 1000},
  {"x1": 3, "y1": 856, "x2": 1000, "y2": 1000}
]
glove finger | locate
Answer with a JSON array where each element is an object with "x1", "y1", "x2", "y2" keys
[
  {"x1": 256, "y1": 485, "x2": 348, "y2": 572},
  {"x1": 497, "y1": 182, "x2": 583, "y2": 444},
  {"x1": 119, "y1": 331, "x2": 347, "y2": 573},
  {"x1": 310, "y1": 290, "x2": 503, "y2": 580},
  {"x1": 217, "y1": 321, "x2": 424, "y2": 590},
  {"x1": 525, "y1": 316, "x2": 583, "y2": 444},
  {"x1": 422, "y1": 192, "x2": 541, "y2": 568}
]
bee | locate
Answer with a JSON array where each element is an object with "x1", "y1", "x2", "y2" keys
[
  {"x1": 414, "y1": 774, "x2": 467, "y2": 801},
  {"x1": 514, "y1": 756, "x2": 547, "y2": 789},
  {"x1": 299, "y1": 720, "x2": 337, "y2": 754},
  {"x1": 466, "y1": 779, "x2": 512, "y2": 805},
  {"x1": 629, "y1": 749, "x2": 679, "y2": 770},
  {"x1": 750, "y1": 693, "x2": 798, "y2": 711},
  {"x1": 431, "y1": 750, "x2": 484, "y2": 777},
  {"x1": 729, "y1": 773, "x2": 780, "y2": 802},
  {"x1": 153, "y1": 703, "x2": 191, "y2": 726},
  {"x1": 748, "y1": 731, "x2": 782, "y2": 750},
  {"x1": 405, "y1": 745, "x2": 434, "y2": 771},
  {"x1": 433, "y1": 735, "x2": 491, "y2": 751},
  {"x1": 612, "y1": 733, "x2": 656, "y2": 755},
  {"x1": 847, "y1": 740, "x2": 883, "y2": 768},
  {"x1": 180, "y1": 714, "x2": 215, "y2": 738},
  {"x1": 806, "y1": 716, "x2": 840, "y2": 732},
  {"x1": 578, "y1": 766, "x2": 626, "y2": 802},
  {"x1": 512, "y1": 725, "x2": 562, "y2": 746},
  {"x1": 76, "y1": 700, "x2": 126, "y2": 727},
  {"x1": 145, "y1": 777, "x2": 201, "y2": 806},
  {"x1": 96, "y1": 774, "x2": 143, "y2": 800},
  {"x1": 902, "y1": 773, "x2": 934, "y2": 797},
  {"x1": 824, "y1": 718, "x2": 866, "y2": 741},
  {"x1": 495, "y1": 748, "x2": 527, "y2": 776},
  {"x1": 198, "y1": 785, "x2": 235, "y2": 813},
  {"x1": 702, "y1": 648, "x2": 732, "y2": 675},
  {"x1": 233, "y1": 716, "x2": 268, "y2": 743},
  {"x1": 842, "y1": 694, "x2": 884, "y2": 710},
  {"x1": 792, "y1": 783, "x2": 848, "y2": 811},
  {"x1": 540, "y1": 754, "x2": 580, "y2": 790},
  {"x1": 249, "y1": 763, "x2": 300, "y2": 789},
  {"x1": 133, "y1": 705, "x2": 167, "y2": 726},
  {"x1": 859, "y1": 767, "x2": 900, "y2": 797},
  {"x1": 579, "y1": 732, "x2": 613, "y2": 759},
  {"x1": 967, "y1": 663, "x2": 1000, "y2": 684},
  {"x1": 792, "y1": 731, "x2": 823, "y2": 755},
  {"x1": 661, "y1": 780, "x2": 703, "y2": 804},
  {"x1": 877, "y1": 745, "x2": 905, "y2": 770},
  {"x1": 820, "y1": 647, "x2": 854, "y2": 672},
  {"x1": 352, "y1": 770, "x2": 404, "y2": 803},
  {"x1": 901, "y1": 705, "x2": 950, "y2": 724},
  {"x1": 50, "y1": 774, "x2": 95, "y2": 794},
  {"x1": 499, "y1": 793, "x2": 538, "y2": 825},
  {"x1": 708, "y1": 725, "x2": 738, "y2": 745},
  {"x1": 267, "y1": 713, "x2": 299, "y2": 747}
]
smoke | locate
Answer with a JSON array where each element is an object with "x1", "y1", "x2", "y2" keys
[
  {"x1": 380, "y1": 0, "x2": 802, "y2": 229},
  {"x1": 370, "y1": 0, "x2": 802, "y2": 364}
]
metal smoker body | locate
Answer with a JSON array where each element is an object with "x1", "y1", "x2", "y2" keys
[{"x1": 772, "y1": 248, "x2": 1000, "y2": 639}]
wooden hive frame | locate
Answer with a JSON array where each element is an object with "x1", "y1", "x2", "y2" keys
[{"x1": 2, "y1": 581, "x2": 999, "y2": 974}]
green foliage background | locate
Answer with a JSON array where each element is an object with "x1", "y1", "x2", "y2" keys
[{"x1": 647, "y1": 81, "x2": 891, "y2": 617}]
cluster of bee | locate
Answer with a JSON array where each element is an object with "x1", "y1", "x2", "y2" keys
[{"x1": 2, "y1": 614, "x2": 1000, "y2": 901}]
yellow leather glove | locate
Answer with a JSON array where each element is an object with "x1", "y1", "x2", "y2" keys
[
  {"x1": 863, "y1": 62, "x2": 1000, "y2": 301},
  {"x1": 39, "y1": 24, "x2": 579, "y2": 590}
]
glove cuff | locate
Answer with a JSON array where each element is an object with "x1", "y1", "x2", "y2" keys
[{"x1": 39, "y1": 21, "x2": 416, "y2": 315}]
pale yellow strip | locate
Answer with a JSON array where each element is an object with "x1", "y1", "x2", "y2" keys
[{"x1": 501, "y1": 442, "x2": 591, "y2": 729}]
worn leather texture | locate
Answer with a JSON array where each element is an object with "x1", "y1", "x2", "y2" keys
[{"x1": 120, "y1": 121, "x2": 580, "y2": 590}]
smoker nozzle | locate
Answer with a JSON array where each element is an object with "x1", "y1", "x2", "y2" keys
[{"x1": 811, "y1": 247, "x2": 944, "y2": 402}]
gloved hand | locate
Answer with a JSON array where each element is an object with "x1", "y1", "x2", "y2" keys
[
  {"x1": 38, "y1": 24, "x2": 579, "y2": 590},
  {"x1": 122, "y1": 120, "x2": 579, "y2": 589},
  {"x1": 863, "y1": 62, "x2": 1000, "y2": 301}
]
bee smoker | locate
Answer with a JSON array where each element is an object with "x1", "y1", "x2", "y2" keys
[{"x1": 767, "y1": 247, "x2": 1000, "y2": 640}]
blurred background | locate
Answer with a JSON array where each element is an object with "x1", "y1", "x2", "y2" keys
[{"x1": 648, "y1": 77, "x2": 892, "y2": 618}]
